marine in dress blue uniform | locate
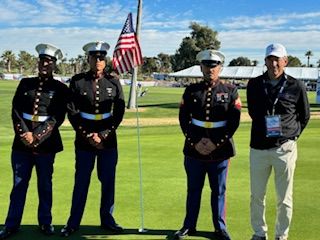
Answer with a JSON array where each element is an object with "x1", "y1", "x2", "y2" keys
[
  {"x1": 174, "y1": 50, "x2": 241, "y2": 240},
  {"x1": 0, "y1": 44, "x2": 69, "y2": 239},
  {"x1": 61, "y1": 41, "x2": 125, "y2": 237}
]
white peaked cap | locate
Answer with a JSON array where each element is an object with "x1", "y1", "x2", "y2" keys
[
  {"x1": 83, "y1": 41, "x2": 110, "y2": 54},
  {"x1": 35, "y1": 43, "x2": 63, "y2": 60},
  {"x1": 196, "y1": 49, "x2": 225, "y2": 63}
]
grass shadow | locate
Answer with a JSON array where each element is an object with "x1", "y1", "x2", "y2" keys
[
  {"x1": 5, "y1": 225, "x2": 220, "y2": 240},
  {"x1": 139, "y1": 103, "x2": 179, "y2": 109}
]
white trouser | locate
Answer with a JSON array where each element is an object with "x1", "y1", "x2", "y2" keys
[{"x1": 250, "y1": 140, "x2": 297, "y2": 240}]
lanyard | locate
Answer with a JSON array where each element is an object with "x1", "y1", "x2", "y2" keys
[{"x1": 263, "y1": 76, "x2": 287, "y2": 115}]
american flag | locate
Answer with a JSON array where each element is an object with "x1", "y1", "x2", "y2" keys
[{"x1": 112, "y1": 13, "x2": 143, "y2": 74}]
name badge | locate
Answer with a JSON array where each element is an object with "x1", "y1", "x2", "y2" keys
[{"x1": 265, "y1": 115, "x2": 282, "y2": 137}]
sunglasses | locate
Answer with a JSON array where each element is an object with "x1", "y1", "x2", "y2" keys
[
  {"x1": 201, "y1": 60, "x2": 221, "y2": 68},
  {"x1": 90, "y1": 55, "x2": 106, "y2": 61}
]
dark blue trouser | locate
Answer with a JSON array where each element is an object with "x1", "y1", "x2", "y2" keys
[
  {"x1": 183, "y1": 156, "x2": 229, "y2": 231},
  {"x1": 5, "y1": 150, "x2": 55, "y2": 229},
  {"x1": 67, "y1": 148, "x2": 118, "y2": 228}
]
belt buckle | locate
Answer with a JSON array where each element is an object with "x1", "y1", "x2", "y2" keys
[
  {"x1": 32, "y1": 115, "x2": 39, "y2": 121},
  {"x1": 204, "y1": 121, "x2": 212, "y2": 128},
  {"x1": 95, "y1": 114, "x2": 102, "y2": 120}
]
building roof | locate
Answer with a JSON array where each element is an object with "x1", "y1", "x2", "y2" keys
[{"x1": 168, "y1": 66, "x2": 320, "y2": 80}]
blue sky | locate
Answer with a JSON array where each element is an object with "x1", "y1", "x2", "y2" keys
[{"x1": 1, "y1": 0, "x2": 320, "y2": 66}]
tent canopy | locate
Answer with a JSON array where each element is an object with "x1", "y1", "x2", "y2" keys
[{"x1": 168, "y1": 66, "x2": 320, "y2": 81}]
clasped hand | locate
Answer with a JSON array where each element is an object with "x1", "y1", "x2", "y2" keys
[
  {"x1": 195, "y1": 137, "x2": 217, "y2": 155},
  {"x1": 20, "y1": 132, "x2": 34, "y2": 147},
  {"x1": 87, "y1": 133, "x2": 103, "y2": 149}
]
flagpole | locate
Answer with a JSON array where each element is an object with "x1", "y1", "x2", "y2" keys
[
  {"x1": 132, "y1": 0, "x2": 147, "y2": 233},
  {"x1": 127, "y1": 0, "x2": 142, "y2": 109}
]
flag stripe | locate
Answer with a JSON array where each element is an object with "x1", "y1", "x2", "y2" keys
[{"x1": 112, "y1": 13, "x2": 142, "y2": 74}]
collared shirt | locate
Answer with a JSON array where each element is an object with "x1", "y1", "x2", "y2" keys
[{"x1": 247, "y1": 72, "x2": 310, "y2": 149}]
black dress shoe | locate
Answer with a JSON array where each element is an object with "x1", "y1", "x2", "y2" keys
[
  {"x1": 101, "y1": 223, "x2": 123, "y2": 233},
  {"x1": 40, "y1": 224, "x2": 55, "y2": 235},
  {"x1": 213, "y1": 229, "x2": 231, "y2": 240},
  {"x1": 60, "y1": 225, "x2": 77, "y2": 237},
  {"x1": 173, "y1": 227, "x2": 196, "y2": 239},
  {"x1": 0, "y1": 227, "x2": 19, "y2": 239}
]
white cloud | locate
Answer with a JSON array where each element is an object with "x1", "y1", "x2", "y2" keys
[
  {"x1": 221, "y1": 16, "x2": 288, "y2": 30},
  {"x1": 0, "y1": 0, "x2": 131, "y2": 26},
  {"x1": 0, "y1": 27, "x2": 187, "y2": 58},
  {"x1": 220, "y1": 30, "x2": 320, "y2": 65},
  {"x1": 1, "y1": 1, "x2": 320, "y2": 67},
  {"x1": 220, "y1": 11, "x2": 320, "y2": 30}
]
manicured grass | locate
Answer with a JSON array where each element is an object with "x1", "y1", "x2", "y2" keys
[{"x1": 0, "y1": 80, "x2": 319, "y2": 240}]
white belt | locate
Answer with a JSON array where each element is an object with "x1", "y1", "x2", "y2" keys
[
  {"x1": 22, "y1": 113, "x2": 50, "y2": 122},
  {"x1": 191, "y1": 118, "x2": 227, "y2": 128},
  {"x1": 80, "y1": 112, "x2": 111, "y2": 120}
]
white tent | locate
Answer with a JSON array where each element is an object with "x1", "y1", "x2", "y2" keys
[{"x1": 169, "y1": 65, "x2": 320, "y2": 81}]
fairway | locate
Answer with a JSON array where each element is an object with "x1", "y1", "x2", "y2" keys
[{"x1": 0, "y1": 80, "x2": 319, "y2": 240}]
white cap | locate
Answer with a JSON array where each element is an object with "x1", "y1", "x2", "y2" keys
[
  {"x1": 265, "y1": 43, "x2": 287, "y2": 58},
  {"x1": 35, "y1": 43, "x2": 63, "y2": 60},
  {"x1": 196, "y1": 49, "x2": 225, "y2": 63},
  {"x1": 83, "y1": 41, "x2": 110, "y2": 54}
]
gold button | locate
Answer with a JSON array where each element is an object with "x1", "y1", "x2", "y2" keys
[
  {"x1": 37, "y1": 92, "x2": 41, "y2": 96},
  {"x1": 208, "y1": 88, "x2": 212, "y2": 91},
  {"x1": 193, "y1": 99, "x2": 197, "y2": 102},
  {"x1": 206, "y1": 104, "x2": 210, "y2": 107},
  {"x1": 36, "y1": 98, "x2": 39, "y2": 102},
  {"x1": 221, "y1": 139, "x2": 224, "y2": 143},
  {"x1": 96, "y1": 97, "x2": 99, "y2": 100},
  {"x1": 208, "y1": 92, "x2": 212, "y2": 96},
  {"x1": 206, "y1": 117, "x2": 210, "y2": 120},
  {"x1": 96, "y1": 91, "x2": 100, "y2": 94},
  {"x1": 95, "y1": 109, "x2": 99, "y2": 113},
  {"x1": 217, "y1": 143, "x2": 220, "y2": 147},
  {"x1": 206, "y1": 110, "x2": 210, "y2": 114},
  {"x1": 38, "y1": 134, "x2": 41, "y2": 136},
  {"x1": 38, "y1": 87, "x2": 42, "y2": 91},
  {"x1": 96, "y1": 85, "x2": 100, "y2": 89},
  {"x1": 39, "y1": 82, "x2": 44, "y2": 86},
  {"x1": 35, "y1": 104, "x2": 38, "y2": 108},
  {"x1": 34, "y1": 110, "x2": 38, "y2": 114},
  {"x1": 207, "y1": 98, "x2": 211, "y2": 101},
  {"x1": 42, "y1": 130, "x2": 45, "y2": 133},
  {"x1": 95, "y1": 103, "x2": 99, "y2": 107}
]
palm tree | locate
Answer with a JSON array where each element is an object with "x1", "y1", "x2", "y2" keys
[
  {"x1": 1, "y1": 50, "x2": 16, "y2": 73},
  {"x1": 68, "y1": 58, "x2": 76, "y2": 75},
  {"x1": 305, "y1": 50, "x2": 313, "y2": 67},
  {"x1": 17, "y1": 51, "x2": 35, "y2": 74}
]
